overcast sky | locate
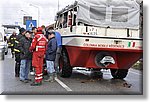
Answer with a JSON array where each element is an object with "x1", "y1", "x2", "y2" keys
[{"x1": 0, "y1": 0, "x2": 76, "y2": 27}]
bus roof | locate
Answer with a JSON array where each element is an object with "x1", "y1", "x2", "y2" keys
[{"x1": 56, "y1": 0, "x2": 141, "y2": 29}]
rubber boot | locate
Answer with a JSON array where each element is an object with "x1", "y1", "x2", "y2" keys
[
  {"x1": 49, "y1": 73, "x2": 54, "y2": 82},
  {"x1": 44, "y1": 73, "x2": 54, "y2": 82},
  {"x1": 12, "y1": 54, "x2": 14, "y2": 58},
  {"x1": 44, "y1": 74, "x2": 50, "y2": 82},
  {"x1": 31, "y1": 82, "x2": 42, "y2": 86},
  {"x1": 53, "y1": 72, "x2": 57, "y2": 79}
]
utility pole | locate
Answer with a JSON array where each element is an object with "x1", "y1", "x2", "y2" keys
[
  {"x1": 29, "y1": 4, "x2": 40, "y2": 27},
  {"x1": 58, "y1": 0, "x2": 59, "y2": 11}
]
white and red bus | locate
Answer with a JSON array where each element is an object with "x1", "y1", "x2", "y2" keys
[{"x1": 55, "y1": 0, "x2": 143, "y2": 79}]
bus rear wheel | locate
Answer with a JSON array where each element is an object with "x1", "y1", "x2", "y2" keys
[{"x1": 110, "y1": 69, "x2": 128, "y2": 79}]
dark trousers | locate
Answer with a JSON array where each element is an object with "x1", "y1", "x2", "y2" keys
[
  {"x1": 54, "y1": 47, "x2": 62, "y2": 73},
  {"x1": 15, "y1": 53, "x2": 20, "y2": 76},
  {"x1": 15, "y1": 61, "x2": 20, "y2": 76},
  {"x1": 11, "y1": 47, "x2": 15, "y2": 57},
  {"x1": 30, "y1": 62, "x2": 33, "y2": 72}
]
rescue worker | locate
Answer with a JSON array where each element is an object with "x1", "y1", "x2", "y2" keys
[
  {"x1": 47, "y1": 27, "x2": 62, "y2": 75},
  {"x1": 19, "y1": 32, "x2": 32, "y2": 83},
  {"x1": 14, "y1": 28, "x2": 26, "y2": 77},
  {"x1": 9, "y1": 31, "x2": 17, "y2": 58},
  {"x1": 29, "y1": 27, "x2": 48, "y2": 86},
  {"x1": 45, "y1": 32, "x2": 57, "y2": 82}
]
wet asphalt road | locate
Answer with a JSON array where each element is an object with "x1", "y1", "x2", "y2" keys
[{"x1": 0, "y1": 49, "x2": 142, "y2": 95}]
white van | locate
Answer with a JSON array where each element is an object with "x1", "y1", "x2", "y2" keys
[
  {"x1": 0, "y1": 32, "x2": 5, "y2": 60},
  {"x1": 0, "y1": 26, "x2": 9, "y2": 60}
]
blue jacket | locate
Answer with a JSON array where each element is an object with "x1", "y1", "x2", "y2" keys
[
  {"x1": 46, "y1": 37, "x2": 57, "y2": 61},
  {"x1": 55, "y1": 32, "x2": 62, "y2": 47}
]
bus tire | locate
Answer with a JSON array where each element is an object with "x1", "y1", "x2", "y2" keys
[
  {"x1": 110, "y1": 69, "x2": 128, "y2": 79},
  {"x1": 60, "y1": 47, "x2": 72, "y2": 78}
]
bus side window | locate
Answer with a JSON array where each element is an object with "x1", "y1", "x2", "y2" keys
[
  {"x1": 55, "y1": 16, "x2": 59, "y2": 29},
  {"x1": 73, "y1": 13, "x2": 76, "y2": 26},
  {"x1": 73, "y1": 7, "x2": 77, "y2": 26},
  {"x1": 56, "y1": 16, "x2": 60, "y2": 28},
  {"x1": 63, "y1": 12, "x2": 68, "y2": 28},
  {"x1": 67, "y1": 11, "x2": 72, "y2": 27},
  {"x1": 57, "y1": 15, "x2": 63, "y2": 29}
]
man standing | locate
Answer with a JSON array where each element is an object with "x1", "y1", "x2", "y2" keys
[
  {"x1": 30, "y1": 27, "x2": 47, "y2": 86},
  {"x1": 31, "y1": 27, "x2": 37, "y2": 38},
  {"x1": 29, "y1": 27, "x2": 37, "y2": 75},
  {"x1": 45, "y1": 32, "x2": 57, "y2": 82},
  {"x1": 14, "y1": 28, "x2": 26, "y2": 77},
  {"x1": 9, "y1": 31, "x2": 17, "y2": 58},
  {"x1": 41, "y1": 25, "x2": 46, "y2": 35},
  {"x1": 54, "y1": 31, "x2": 62, "y2": 75},
  {"x1": 19, "y1": 32, "x2": 32, "y2": 83}
]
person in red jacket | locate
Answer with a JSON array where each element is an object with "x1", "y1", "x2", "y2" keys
[{"x1": 29, "y1": 27, "x2": 48, "y2": 86}]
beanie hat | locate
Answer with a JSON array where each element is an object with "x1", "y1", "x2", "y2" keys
[
  {"x1": 48, "y1": 31, "x2": 55, "y2": 35},
  {"x1": 37, "y1": 27, "x2": 43, "y2": 32},
  {"x1": 19, "y1": 28, "x2": 26, "y2": 34}
]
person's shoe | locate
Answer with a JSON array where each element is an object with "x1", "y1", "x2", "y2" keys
[
  {"x1": 23, "y1": 80, "x2": 29, "y2": 83},
  {"x1": 20, "y1": 80, "x2": 24, "y2": 82},
  {"x1": 15, "y1": 74, "x2": 19, "y2": 77},
  {"x1": 44, "y1": 78, "x2": 51, "y2": 82},
  {"x1": 30, "y1": 82, "x2": 42, "y2": 86},
  {"x1": 45, "y1": 74, "x2": 54, "y2": 82},
  {"x1": 25, "y1": 79, "x2": 32, "y2": 81},
  {"x1": 44, "y1": 76, "x2": 54, "y2": 82},
  {"x1": 53, "y1": 73, "x2": 58, "y2": 79},
  {"x1": 30, "y1": 72, "x2": 34, "y2": 75},
  {"x1": 44, "y1": 74, "x2": 50, "y2": 82},
  {"x1": 49, "y1": 75, "x2": 54, "y2": 82},
  {"x1": 20, "y1": 79, "x2": 29, "y2": 83},
  {"x1": 12, "y1": 55, "x2": 14, "y2": 58}
]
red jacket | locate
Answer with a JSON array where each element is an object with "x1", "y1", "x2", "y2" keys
[{"x1": 30, "y1": 32, "x2": 47, "y2": 52}]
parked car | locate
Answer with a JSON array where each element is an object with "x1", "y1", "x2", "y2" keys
[
  {"x1": 4, "y1": 36, "x2": 8, "y2": 55},
  {"x1": 0, "y1": 32, "x2": 5, "y2": 60}
]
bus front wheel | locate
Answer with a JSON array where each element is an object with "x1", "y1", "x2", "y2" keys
[{"x1": 59, "y1": 47, "x2": 72, "y2": 78}]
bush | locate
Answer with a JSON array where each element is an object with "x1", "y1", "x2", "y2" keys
[{"x1": 132, "y1": 60, "x2": 143, "y2": 70}]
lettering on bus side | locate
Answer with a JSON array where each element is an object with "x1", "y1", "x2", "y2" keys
[{"x1": 83, "y1": 43, "x2": 125, "y2": 48}]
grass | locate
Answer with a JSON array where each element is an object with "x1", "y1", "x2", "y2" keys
[{"x1": 132, "y1": 60, "x2": 143, "y2": 70}]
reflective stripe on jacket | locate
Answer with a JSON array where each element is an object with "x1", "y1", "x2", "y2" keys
[{"x1": 30, "y1": 33, "x2": 47, "y2": 52}]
